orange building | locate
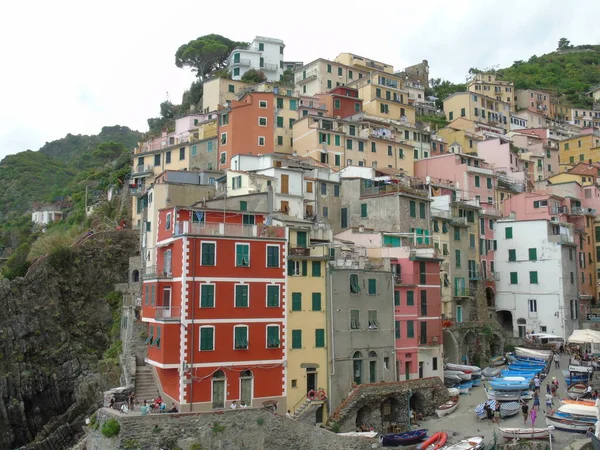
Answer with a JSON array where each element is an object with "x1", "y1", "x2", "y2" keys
[{"x1": 316, "y1": 86, "x2": 362, "y2": 119}]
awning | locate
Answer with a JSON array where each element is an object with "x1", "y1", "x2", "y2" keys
[{"x1": 568, "y1": 329, "x2": 600, "y2": 344}]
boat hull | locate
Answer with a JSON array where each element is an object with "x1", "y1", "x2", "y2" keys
[
  {"x1": 436, "y1": 398, "x2": 459, "y2": 418},
  {"x1": 545, "y1": 415, "x2": 595, "y2": 433},
  {"x1": 441, "y1": 435, "x2": 484, "y2": 450},
  {"x1": 499, "y1": 428, "x2": 551, "y2": 440},
  {"x1": 416, "y1": 432, "x2": 448, "y2": 450},
  {"x1": 380, "y1": 429, "x2": 428, "y2": 446}
]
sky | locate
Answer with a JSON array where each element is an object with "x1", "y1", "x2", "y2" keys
[{"x1": 0, "y1": 0, "x2": 598, "y2": 160}]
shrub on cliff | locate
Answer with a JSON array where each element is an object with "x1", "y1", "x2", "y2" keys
[
  {"x1": 47, "y1": 246, "x2": 75, "y2": 271},
  {"x1": 101, "y1": 418, "x2": 120, "y2": 437}
]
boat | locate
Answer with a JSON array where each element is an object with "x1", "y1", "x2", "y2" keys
[
  {"x1": 482, "y1": 367, "x2": 501, "y2": 379},
  {"x1": 490, "y1": 356, "x2": 505, "y2": 367},
  {"x1": 500, "y1": 371, "x2": 537, "y2": 379},
  {"x1": 472, "y1": 378, "x2": 481, "y2": 387},
  {"x1": 515, "y1": 347, "x2": 553, "y2": 360},
  {"x1": 445, "y1": 363, "x2": 482, "y2": 376},
  {"x1": 416, "y1": 432, "x2": 448, "y2": 450},
  {"x1": 553, "y1": 411, "x2": 598, "y2": 423},
  {"x1": 563, "y1": 370, "x2": 589, "y2": 383},
  {"x1": 436, "y1": 397, "x2": 459, "y2": 418},
  {"x1": 339, "y1": 431, "x2": 379, "y2": 438},
  {"x1": 489, "y1": 379, "x2": 531, "y2": 391},
  {"x1": 484, "y1": 385, "x2": 533, "y2": 402},
  {"x1": 499, "y1": 428, "x2": 552, "y2": 440},
  {"x1": 445, "y1": 370, "x2": 471, "y2": 381},
  {"x1": 560, "y1": 398, "x2": 596, "y2": 407},
  {"x1": 444, "y1": 375, "x2": 462, "y2": 387},
  {"x1": 474, "y1": 400, "x2": 520, "y2": 419},
  {"x1": 567, "y1": 383, "x2": 588, "y2": 400},
  {"x1": 557, "y1": 403, "x2": 598, "y2": 417},
  {"x1": 545, "y1": 414, "x2": 594, "y2": 433},
  {"x1": 380, "y1": 429, "x2": 428, "y2": 446},
  {"x1": 440, "y1": 436, "x2": 484, "y2": 450},
  {"x1": 459, "y1": 381, "x2": 473, "y2": 394},
  {"x1": 447, "y1": 387, "x2": 459, "y2": 397}
]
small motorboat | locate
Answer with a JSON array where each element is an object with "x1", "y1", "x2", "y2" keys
[
  {"x1": 489, "y1": 379, "x2": 531, "y2": 391},
  {"x1": 499, "y1": 428, "x2": 551, "y2": 440},
  {"x1": 484, "y1": 385, "x2": 533, "y2": 402},
  {"x1": 445, "y1": 370, "x2": 471, "y2": 381},
  {"x1": 557, "y1": 403, "x2": 597, "y2": 417},
  {"x1": 563, "y1": 370, "x2": 589, "y2": 383},
  {"x1": 560, "y1": 398, "x2": 596, "y2": 407},
  {"x1": 447, "y1": 387, "x2": 459, "y2": 397},
  {"x1": 416, "y1": 432, "x2": 448, "y2": 450},
  {"x1": 482, "y1": 367, "x2": 501, "y2": 379},
  {"x1": 380, "y1": 429, "x2": 428, "y2": 446},
  {"x1": 567, "y1": 383, "x2": 588, "y2": 400},
  {"x1": 436, "y1": 397, "x2": 459, "y2": 418},
  {"x1": 440, "y1": 435, "x2": 484, "y2": 450},
  {"x1": 545, "y1": 413, "x2": 596, "y2": 432},
  {"x1": 446, "y1": 363, "x2": 482, "y2": 376},
  {"x1": 490, "y1": 356, "x2": 505, "y2": 366},
  {"x1": 514, "y1": 347, "x2": 552, "y2": 360}
]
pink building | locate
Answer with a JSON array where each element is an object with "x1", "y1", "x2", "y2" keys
[
  {"x1": 477, "y1": 138, "x2": 522, "y2": 173},
  {"x1": 414, "y1": 153, "x2": 497, "y2": 208}
]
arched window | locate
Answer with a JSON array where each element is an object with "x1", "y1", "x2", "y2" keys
[
  {"x1": 240, "y1": 370, "x2": 253, "y2": 378},
  {"x1": 368, "y1": 351, "x2": 377, "y2": 358},
  {"x1": 213, "y1": 370, "x2": 225, "y2": 379},
  {"x1": 517, "y1": 318, "x2": 526, "y2": 325}
]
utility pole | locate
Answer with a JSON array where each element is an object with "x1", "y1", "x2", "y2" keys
[{"x1": 84, "y1": 186, "x2": 88, "y2": 224}]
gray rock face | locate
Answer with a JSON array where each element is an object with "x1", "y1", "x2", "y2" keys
[{"x1": 0, "y1": 231, "x2": 138, "y2": 450}]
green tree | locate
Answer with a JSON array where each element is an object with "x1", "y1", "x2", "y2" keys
[
  {"x1": 558, "y1": 38, "x2": 572, "y2": 50},
  {"x1": 175, "y1": 34, "x2": 247, "y2": 80},
  {"x1": 241, "y1": 69, "x2": 267, "y2": 83},
  {"x1": 280, "y1": 69, "x2": 294, "y2": 86},
  {"x1": 181, "y1": 80, "x2": 204, "y2": 115},
  {"x1": 428, "y1": 78, "x2": 467, "y2": 108},
  {"x1": 93, "y1": 141, "x2": 126, "y2": 164}
]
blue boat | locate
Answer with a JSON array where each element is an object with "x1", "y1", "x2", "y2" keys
[
  {"x1": 507, "y1": 354, "x2": 547, "y2": 364},
  {"x1": 380, "y1": 429, "x2": 428, "y2": 446},
  {"x1": 459, "y1": 380, "x2": 474, "y2": 394},
  {"x1": 501, "y1": 370, "x2": 537, "y2": 378},
  {"x1": 489, "y1": 379, "x2": 531, "y2": 391},
  {"x1": 553, "y1": 411, "x2": 597, "y2": 423},
  {"x1": 472, "y1": 378, "x2": 482, "y2": 387}
]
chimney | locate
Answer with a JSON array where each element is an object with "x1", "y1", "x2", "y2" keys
[{"x1": 267, "y1": 185, "x2": 274, "y2": 215}]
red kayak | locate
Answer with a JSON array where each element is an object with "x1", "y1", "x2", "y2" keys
[{"x1": 416, "y1": 431, "x2": 448, "y2": 450}]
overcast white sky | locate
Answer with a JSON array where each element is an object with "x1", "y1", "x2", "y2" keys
[{"x1": 0, "y1": 0, "x2": 598, "y2": 160}]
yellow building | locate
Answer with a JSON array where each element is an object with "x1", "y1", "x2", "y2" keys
[
  {"x1": 443, "y1": 93, "x2": 510, "y2": 133},
  {"x1": 348, "y1": 72, "x2": 416, "y2": 124},
  {"x1": 436, "y1": 121, "x2": 485, "y2": 154},
  {"x1": 467, "y1": 72, "x2": 515, "y2": 111},
  {"x1": 283, "y1": 223, "x2": 331, "y2": 422},
  {"x1": 334, "y1": 53, "x2": 394, "y2": 74},
  {"x1": 201, "y1": 78, "x2": 253, "y2": 112},
  {"x1": 559, "y1": 134, "x2": 600, "y2": 168}
]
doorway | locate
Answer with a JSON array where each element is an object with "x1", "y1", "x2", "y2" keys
[
  {"x1": 307, "y1": 370, "x2": 317, "y2": 393},
  {"x1": 405, "y1": 361, "x2": 411, "y2": 380},
  {"x1": 162, "y1": 287, "x2": 172, "y2": 318},
  {"x1": 369, "y1": 360, "x2": 377, "y2": 383},
  {"x1": 240, "y1": 370, "x2": 253, "y2": 407},
  {"x1": 212, "y1": 370, "x2": 225, "y2": 408},
  {"x1": 418, "y1": 362, "x2": 424, "y2": 379}
]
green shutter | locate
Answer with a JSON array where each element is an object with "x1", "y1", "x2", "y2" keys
[
  {"x1": 596, "y1": 226, "x2": 600, "y2": 242},
  {"x1": 407, "y1": 291, "x2": 414, "y2": 306},
  {"x1": 267, "y1": 285, "x2": 279, "y2": 307},
  {"x1": 236, "y1": 244, "x2": 250, "y2": 266},
  {"x1": 297, "y1": 231, "x2": 307, "y2": 248},
  {"x1": 235, "y1": 285, "x2": 249, "y2": 307},
  {"x1": 505, "y1": 227, "x2": 513, "y2": 239},
  {"x1": 145, "y1": 285, "x2": 149, "y2": 305},
  {"x1": 530, "y1": 271, "x2": 538, "y2": 284},
  {"x1": 201, "y1": 243, "x2": 215, "y2": 265},
  {"x1": 455, "y1": 249, "x2": 461, "y2": 267},
  {"x1": 240, "y1": 201, "x2": 247, "y2": 211},
  {"x1": 267, "y1": 326, "x2": 280, "y2": 348},
  {"x1": 302, "y1": 260, "x2": 308, "y2": 276},
  {"x1": 442, "y1": 222, "x2": 448, "y2": 233},
  {"x1": 200, "y1": 327, "x2": 214, "y2": 350},
  {"x1": 312, "y1": 261, "x2": 321, "y2": 277},
  {"x1": 315, "y1": 329, "x2": 325, "y2": 348},
  {"x1": 350, "y1": 274, "x2": 361, "y2": 293},
  {"x1": 291, "y1": 330, "x2": 302, "y2": 349},
  {"x1": 470, "y1": 234, "x2": 475, "y2": 248},
  {"x1": 409, "y1": 201, "x2": 416, "y2": 217},
  {"x1": 433, "y1": 221, "x2": 439, "y2": 232},
  {"x1": 361, "y1": 203, "x2": 368, "y2": 217},
  {"x1": 395, "y1": 321, "x2": 401, "y2": 339},
  {"x1": 312, "y1": 293, "x2": 322, "y2": 311},
  {"x1": 151, "y1": 285, "x2": 155, "y2": 306},
  {"x1": 529, "y1": 248, "x2": 537, "y2": 260},
  {"x1": 510, "y1": 272, "x2": 518, "y2": 284},
  {"x1": 368, "y1": 279, "x2": 377, "y2": 294},
  {"x1": 234, "y1": 327, "x2": 248, "y2": 349},
  {"x1": 508, "y1": 249, "x2": 516, "y2": 261},
  {"x1": 454, "y1": 227, "x2": 460, "y2": 241},
  {"x1": 407, "y1": 321, "x2": 414, "y2": 338},
  {"x1": 335, "y1": 135, "x2": 341, "y2": 146},
  {"x1": 288, "y1": 260, "x2": 295, "y2": 276},
  {"x1": 474, "y1": 176, "x2": 480, "y2": 187},
  {"x1": 419, "y1": 202, "x2": 426, "y2": 218},
  {"x1": 277, "y1": 116, "x2": 284, "y2": 127},
  {"x1": 200, "y1": 284, "x2": 215, "y2": 308},
  {"x1": 394, "y1": 291, "x2": 400, "y2": 306},
  {"x1": 145, "y1": 325, "x2": 154, "y2": 344},
  {"x1": 292, "y1": 293, "x2": 302, "y2": 311}
]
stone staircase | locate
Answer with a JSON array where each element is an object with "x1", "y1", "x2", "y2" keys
[
  {"x1": 292, "y1": 398, "x2": 312, "y2": 419},
  {"x1": 135, "y1": 365, "x2": 160, "y2": 402}
]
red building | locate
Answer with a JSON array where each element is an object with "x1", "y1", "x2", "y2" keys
[
  {"x1": 317, "y1": 86, "x2": 362, "y2": 119},
  {"x1": 142, "y1": 207, "x2": 287, "y2": 411},
  {"x1": 392, "y1": 250, "x2": 443, "y2": 380}
]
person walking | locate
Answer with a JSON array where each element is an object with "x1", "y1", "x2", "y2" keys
[
  {"x1": 545, "y1": 392, "x2": 553, "y2": 413},
  {"x1": 533, "y1": 375, "x2": 541, "y2": 392},
  {"x1": 521, "y1": 402, "x2": 529, "y2": 424},
  {"x1": 533, "y1": 391, "x2": 540, "y2": 411},
  {"x1": 494, "y1": 403, "x2": 501, "y2": 424},
  {"x1": 530, "y1": 408, "x2": 537, "y2": 429},
  {"x1": 554, "y1": 352, "x2": 560, "y2": 369}
]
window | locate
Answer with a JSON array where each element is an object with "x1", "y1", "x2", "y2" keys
[
  {"x1": 220, "y1": 152, "x2": 226, "y2": 165},
  {"x1": 291, "y1": 292, "x2": 303, "y2": 311},
  {"x1": 200, "y1": 284, "x2": 215, "y2": 308},
  {"x1": 327, "y1": 64, "x2": 332, "y2": 73},
  {"x1": 242, "y1": 214, "x2": 255, "y2": 225},
  {"x1": 311, "y1": 292, "x2": 322, "y2": 311},
  {"x1": 487, "y1": 178, "x2": 492, "y2": 189},
  {"x1": 236, "y1": 244, "x2": 250, "y2": 267},
  {"x1": 407, "y1": 290, "x2": 414, "y2": 306},
  {"x1": 350, "y1": 309, "x2": 360, "y2": 329},
  {"x1": 289, "y1": 99, "x2": 297, "y2": 111},
  {"x1": 276, "y1": 116, "x2": 283, "y2": 128},
  {"x1": 228, "y1": 84, "x2": 235, "y2": 93},
  {"x1": 409, "y1": 200, "x2": 416, "y2": 217},
  {"x1": 335, "y1": 154, "x2": 341, "y2": 166},
  {"x1": 361, "y1": 203, "x2": 368, "y2": 218},
  {"x1": 346, "y1": 139, "x2": 353, "y2": 150},
  {"x1": 419, "y1": 202, "x2": 425, "y2": 219},
  {"x1": 220, "y1": 113, "x2": 229, "y2": 125},
  {"x1": 315, "y1": 329, "x2": 325, "y2": 348},
  {"x1": 368, "y1": 279, "x2": 377, "y2": 295},
  {"x1": 420, "y1": 290, "x2": 428, "y2": 316},
  {"x1": 355, "y1": 102, "x2": 360, "y2": 112},
  {"x1": 529, "y1": 271, "x2": 538, "y2": 284},
  {"x1": 154, "y1": 154, "x2": 161, "y2": 166},
  {"x1": 474, "y1": 176, "x2": 480, "y2": 187},
  {"x1": 267, "y1": 326, "x2": 280, "y2": 348},
  {"x1": 258, "y1": 42, "x2": 264, "y2": 51},
  {"x1": 291, "y1": 330, "x2": 302, "y2": 349},
  {"x1": 505, "y1": 227, "x2": 513, "y2": 239},
  {"x1": 395, "y1": 321, "x2": 401, "y2": 338},
  {"x1": 258, "y1": 100, "x2": 268, "y2": 109},
  {"x1": 529, "y1": 299, "x2": 537, "y2": 313},
  {"x1": 165, "y1": 151, "x2": 171, "y2": 164},
  {"x1": 394, "y1": 291, "x2": 400, "y2": 306},
  {"x1": 327, "y1": 80, "x2": 332, "y2": 89},
  {"x1": 235, "y1": 285, "x2": 249, "y2": 308},
  {"x1": 297, "y1": 231, "x2": 307, "y2": 248},
  {"x1": 267, "y1": 285, "x2": 280, "y2": 307},
  {"x1": 220, "y1": 133, "x2": 227, "y2": 145},
  {"x1": 460, "y1": 107, "x2": 465, "y2": 117},
  {"x1": 312, "y1": 261, "x2": 321, "y2": 277},
  {"x1": 510, "y1": 272, "x2": 518, "y2": 284},
  {"x1": 469, "y1": 233, "x2": 475, "y2": 248},
  {"x1": 455, "y1": 249, "x2": 461, "y2": 268},
  {"x1": 454, "y1": 227, "x2": 461, "y2": 241},
  {"x1": 407, "y1": 321, "x2": 414, "y2": 338},
  {"x1": 371, "y1": 142, "x2": 377, "y2": 153},
  {"x1": 234, "y1": 326, "x2": 248, "y2": 349},
  {"x1": 368, "y1": 310, "x2": 378, "y2": 329},
  {"x1": 334, "y1": 185, "x2": 340, "y2": 197},
  {"x1": 258, "y1": 136, "x2": 265, "y2": 146},
  {"x1": 350, "y1": 274, "x2": 361, "y2": 293},
  {"x1": 529, "y1": 248, "x2": 537, "y2": 261},
  {"x1": 265, "y1": 245, "x2": 279, "y2": 268},
  {"x1": 508, "y1": 249, "x2": 516, "y2": 261},
  {"x1": 179, "y1": 147, "x2": 185, "y2": 160},
  {"x1": 334, "y1": 99, "x2": 341, "y2": 109},
  {"x1": 276, "y1": 97, "x2": 284, "y2": 108},
  {"x1": 199, "y1": 327, "x2": 214, "y2": 351}
]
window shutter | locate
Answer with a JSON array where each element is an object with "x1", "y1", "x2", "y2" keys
[
  {"x1": 302, "y1": 260, "x2": 308, "y2": 276},
  {"x1": 312, "y1": 293, "x2": 321, "y2": 311}
]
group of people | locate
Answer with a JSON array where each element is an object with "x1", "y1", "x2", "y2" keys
[
  {"x1": 139, "y1": 397, "x2": 179, "y2": 415},
  {"x1": 483, "y1": 402, "x2": 501, "y2": 424},
  {"x1": 229, "y1": 401, "x2": 249, "y2": 409}
]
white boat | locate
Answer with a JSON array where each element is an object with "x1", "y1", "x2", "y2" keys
[
  {"x1": 445, "y1": 370, "x2": 471, "y2": 381},
  {"x1": 447, "y1": 387, "x2": 460, "y2": 397},
  {"x1": 567, "y1": 383, "x2": 588, "y2": 400},
  {"x1": 338, "y1": 431, "x2": 378, "y2": 438},
  {"x1": 515, "y1": 347, "x2": 552, "y2": 360},
  {"x1": 459, "y1": 385, "x2": 470, "y2": 395},
  {"x1": 485, "y1": 386, "x2": 533, "y2": 402},
  {"x1": 482, "y1": 367, "x2": 501, "y2": 379},
  {"x1": 499, "y1": 428, "x2": 551, "y2": 440},
  {"x1": 441, "y1": 436, "x2": 484, "y2": 450},
  {"x1": 446, "y1": 363, "x2": 482, "y2": 376},
  {"x1": 436, "y1": 397, "x2": 459, "y2": 418},
  {"x1": 545, "y1": 414, "x2": 595, "y2": 433},
  {"x1": 558, "y1": 403, "x2": 597, "y2": 417}
]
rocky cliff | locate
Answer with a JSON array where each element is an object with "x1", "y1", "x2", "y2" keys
[{"x1": 0, "y1": 231, "x2": 138, "y2": 450}]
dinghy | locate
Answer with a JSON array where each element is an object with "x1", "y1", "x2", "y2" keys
[
  {"x1": 436, "y1": 397, "x2": 459, "y2": 418},
  {"x1": 490, "y1": 356, "x2": 505, "y2": 366},
  {"x1": 446, "y1": 363, "x2": 482, "y2": 376},
  {"x1": 380, "y1": 429, "x2": 427, "y2": 446},
  {"x1": 445, "y1": 370, "x2": 471, "y2": 381},
  {"x1": 489, "y1": 378, "x2": 531, "y2": 391},
  {"x1": 447, "y1": 387, "x2": 460, "y2": 397},
  {"x1": 440, "y1": 436, "x2": 484, "y2": 450},
  {"x1": 557, "y1": 403, "x2": 597, "y2": 417},
  {"x1": 484, "y1": 385, "x2": 533, "y2": 402},
  {"x1": 499, "y1": 428, "x2": 551, "y2": 440},
  {"x1": 482, "y1": 367, "x2": 501, "y2": 378},
  {"x1": 567, "y1": 383, "x2": 588, "y2": 400},
  {"x1": 560, "y1": 398, "x2": 596, "y2": 407},
  {"x1": 416, "y1": 432, "x2": 448, "y2": 450},
  {"x1": 545, "y1": 413, "x2": 596, "y2": 432}
]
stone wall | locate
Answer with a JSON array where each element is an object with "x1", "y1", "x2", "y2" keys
[
  {"x1": 330, "y1": 377, "x2": 448, "y2": 433},
  {"x1": 86, "y1": 408, "x2": 377, "y2": 450}
]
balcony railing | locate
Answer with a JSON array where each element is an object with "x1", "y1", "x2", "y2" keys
[
  {"x1": 450, "y1": 216, "x2": 468, "y2": 226},
  {"x1": 361, "y1": 182, "x2": 428, "y2": 198},
  {"x1": 570, "y1": 207, "x2": 596, "y2": 216},
  {"x1": 142, "y1": 265, "x2": 173, "y2": 279},
  {"x1": 231, "y1": 58, "x2": 251, "y2": 67},
  {"x1": 154, "y1": 306, "x2": 181, "y2": 321},
  {"x1": 453, "y1": 287, "x2": 475, "y2": 298},
  {"x1": 466, "y1": 166, "x2": 494, "y2": 176},
  {"x1": 262, "y1": 62, "x2": 279, "y2": 72},
  {"x1": 174, "y1": 222, "x2": 286, "y2": 239},
  {"x1": 418, "y1": 336, "x2": 440, "y2": 347},
  {"x1": 289, "y1": 247, "x2": 310, "y2": 257},
  {"x1": 132, "y1": 164, "x2": 153, "y2": 176},
  {"x1": 130, "y1": 187, "x2": 146, "y2": 197},
  {"x1": 469, "y1": 270, "x2": 481, "y2": 281}
]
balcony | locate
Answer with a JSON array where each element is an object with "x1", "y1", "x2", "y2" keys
[
  {"x1": 174, "y1": 222, "x2": 286, "y2": 239},
  {"x1": 154, "y1": 306, "x2": 181, "y2": 321},
  {"x1": 297, "y1": 69, "x2": 318, "y2": 85},
  {"x1": 466, "y1": 166, "x2": 494, "y2": 176},
  {"x1": 480, "y1": 207, "x2": 502, "y2": 217},
  {"x1": 469, "y1": 270, "x2": 481, "y2": 281},
  {"x1": 142, "y1": 265, "x2": 173, "y2": 279},
  {"x1": 570, "y1": 207, "x2": 596, "y2": 216},
  {"x1": 361, "y1": 180, "x2": 428, "y2": 198},
  {"x1": 261, "y1": 62, "x2": 279, "y2": 72},
  {"x1": 289, "y1": 247, "x2": 310, "y2": 257},
  {"x1": 231, "y1": 58, "x2": 251, "y2": 67},
  {"x1": 418, "y1": 336, "x2": 440, "y2": 347},
  {"x1": 132, "y1": 164, "x2": 153, "y2": 176},
  {"x1": 450, "y1": 216, "x2": 468, "y2": 226},
  {"x1": 130, "y1": 186, "x2": 146, "y2": 197},
  {"x1": 453, "y1": 287, "x2": 475, "y2": 298}
]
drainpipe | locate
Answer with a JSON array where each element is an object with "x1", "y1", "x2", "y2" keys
[
  {"x1": 188, "y1": 233, "x2": 197, "y2": 412},
  {"x1": 328, "y1": 255, "x2": 335, "y2": 414}
]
